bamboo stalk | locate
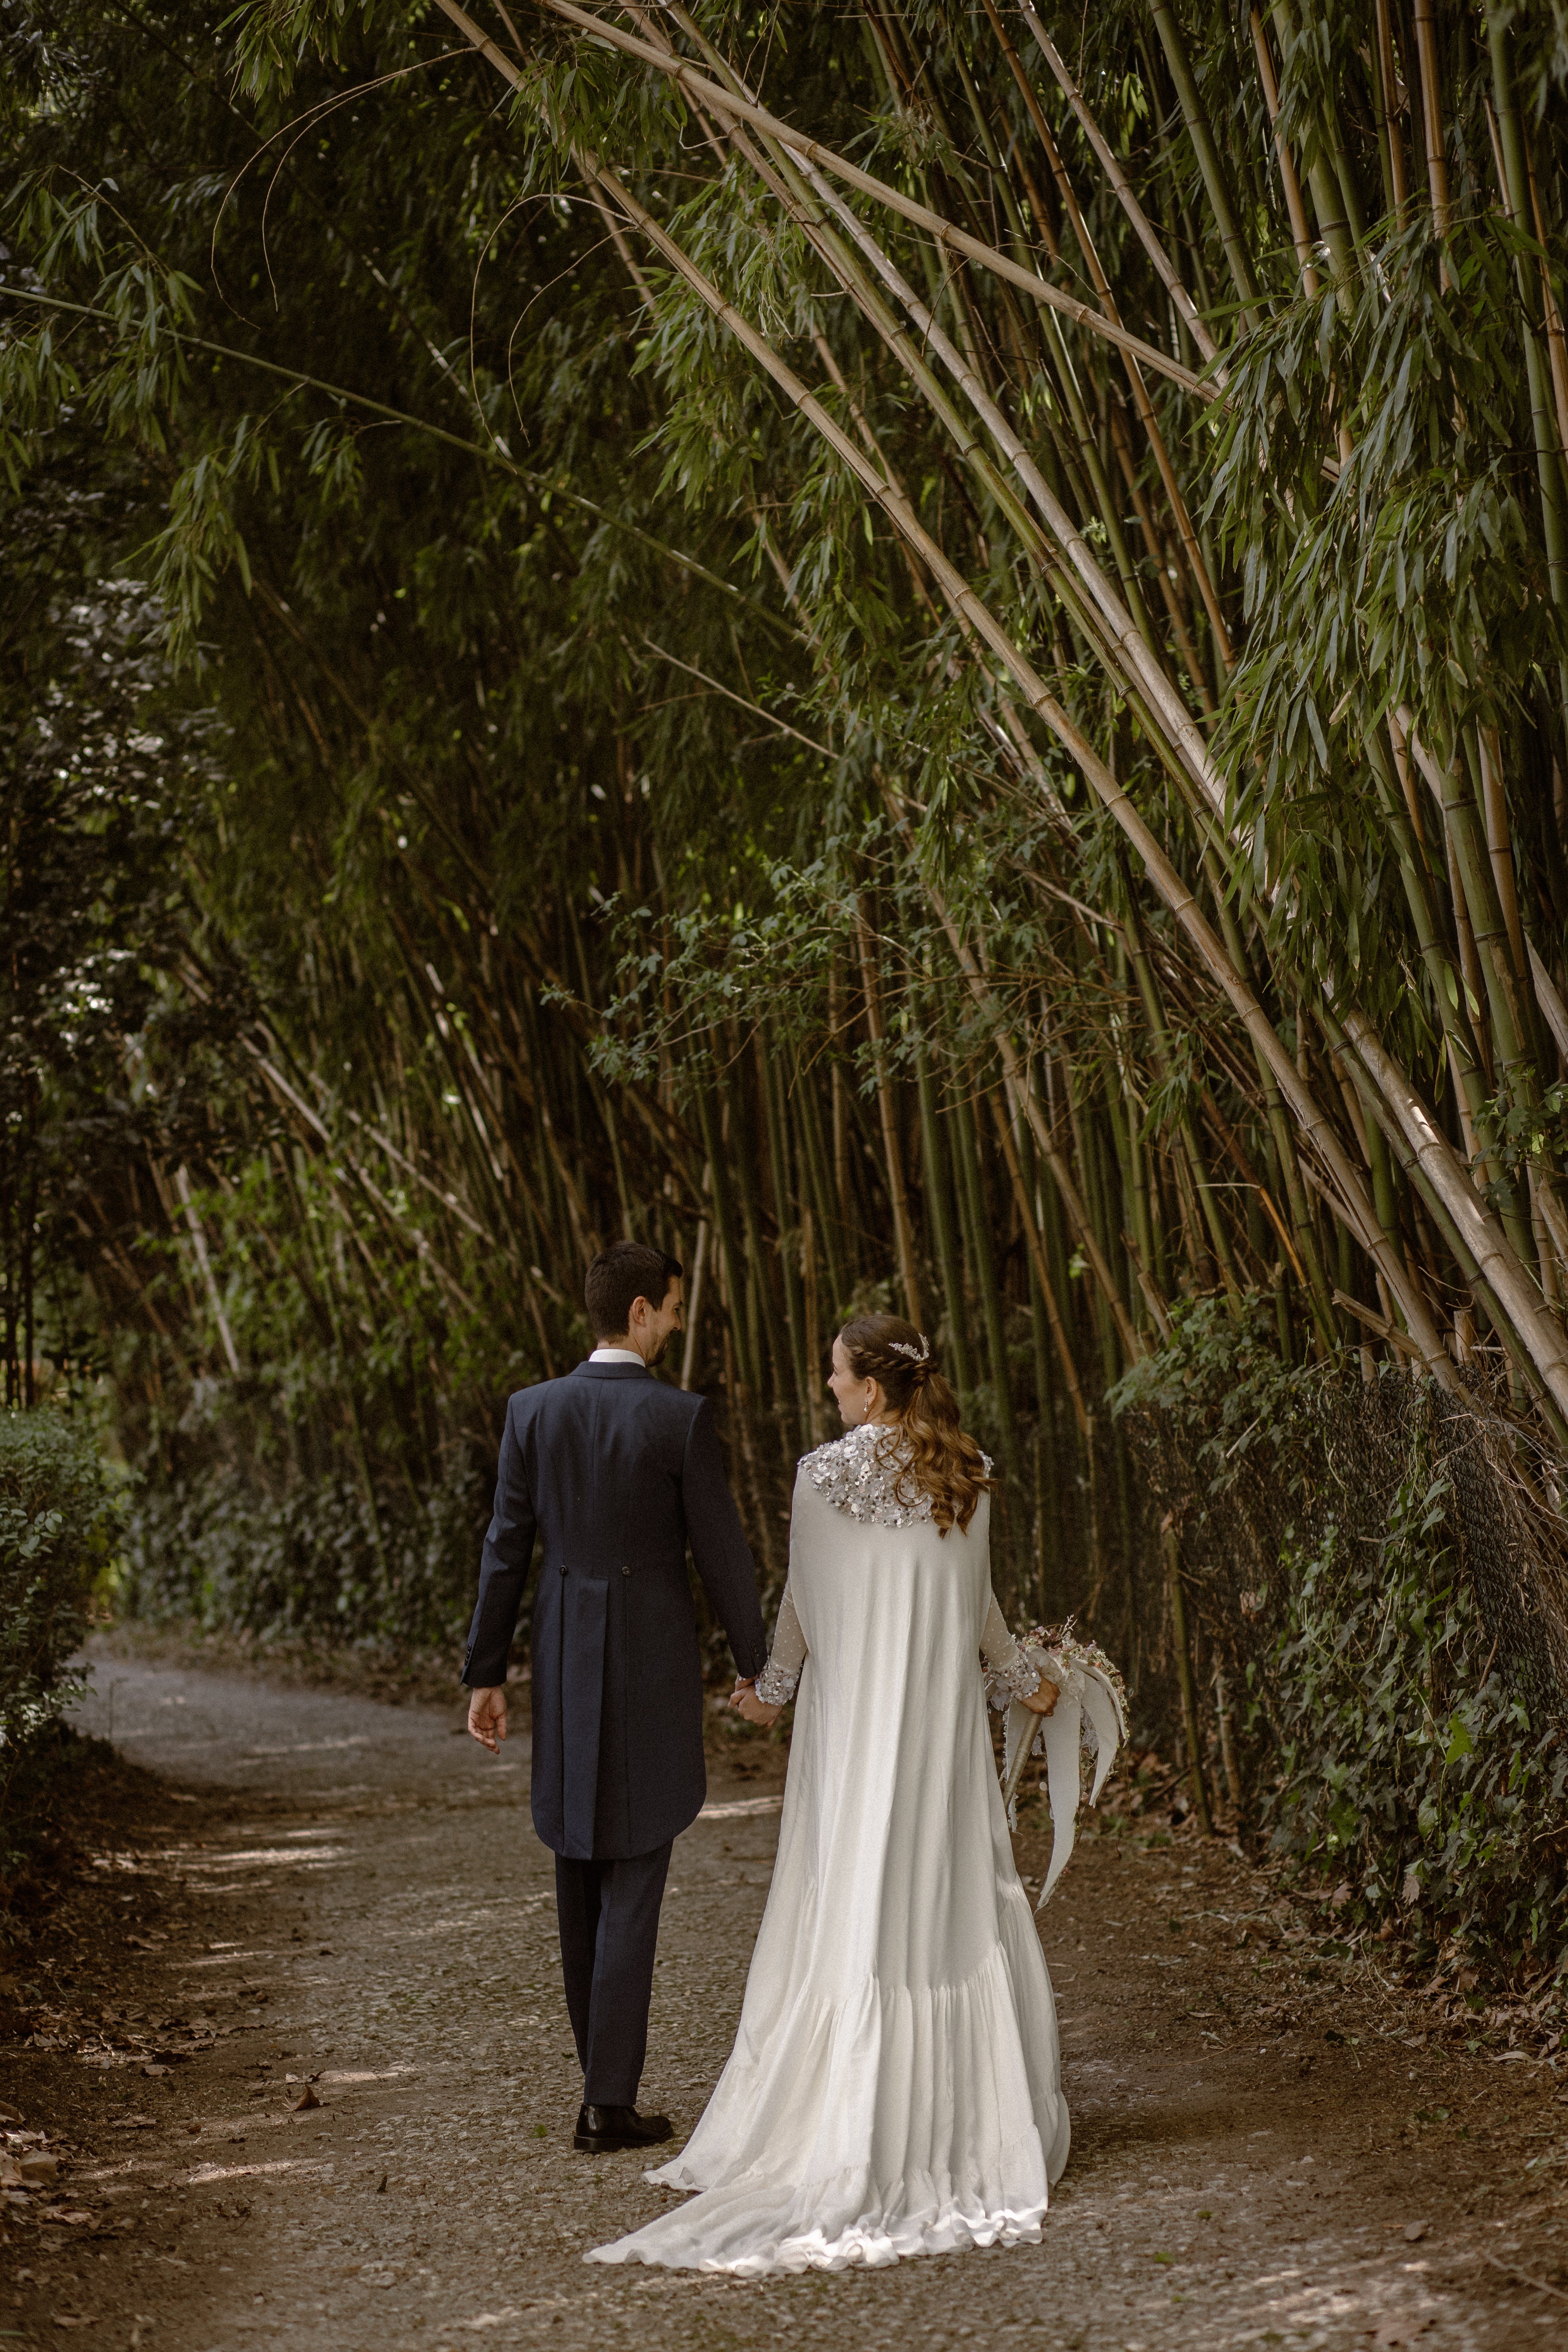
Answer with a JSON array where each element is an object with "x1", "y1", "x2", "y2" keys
[
  {"x1": 987, "y1": 1086, "x2": 1091, "y2": 1438},
  {"x1": 916, "y1": 1041, "x2": 976, "y2": 1396},
  {"x1": 949, "y1": 1083, "x2": 1017, "y2": 1470},
  {"x1": 1342, "y1": 1017, "x2": 1568, "y2": 1417},
  {"x1": 1374, "y1": 0, "x2": 1410, "y2": 226},
  {"x1": 1250, "y1": 10, "x2": 1320, "y2": 297},
  {"x1": 912, "y1": 870, "x2": 1144, "y2": 1365},
  {"x1": 1478, "y1": 727, "x2": 1528, "y2": 989},
  {"x1": 856, "y1": 901, "x2": 924, "y2": 1328},
  {"x1": 1527, "y1": 142, "x2": 1568, "y2": 486},
  {"x1": 499, "y1": 0, "x2": 1216, "y2": 399},
  {"x1": 1015, "y1": 5, "x2": 1219, "y2": 365},
  {"x1": 1485, "y1": 14, "x2": 1568, "y2": 625},
  {"x1": 1147, "y1": 0, "x2": 1260, "y2": 326},
  {"x1": 801, "y1": 1204, "x2": 826, "y2": 1443},
  {"x1": 679, "y1": 1192, "x2": 709, "y2": 1391},
  {"x1": 1164, "y1": 1521, "x2": 1215, "y2": 1834},
  {"x1": 736, "y1": 119, "x2": 1234, "y2": 817},
  {"x1": 759, "y1": 1037, "x2": 810, "y2": 1436},
  {"x1": 1412, "y1": 0, "x2": 1452, "y2": 233}
]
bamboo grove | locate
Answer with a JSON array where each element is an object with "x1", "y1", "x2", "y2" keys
[{"x1": 5, "y1": 2, "x2": 1568, "y2": 1696}]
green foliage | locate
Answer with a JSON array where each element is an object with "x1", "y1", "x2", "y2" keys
[
  {"x1": 1111, "y1": 1290, "x2": 1311, "y2": 1475},
  {"x1": 0, "y1": 470, "x2": 230, "y2": 1403},
  {"x1": 0, "y1": 1410, "x2": 122, "y2": 1786},
  {"x1": 1118, "y1": 1302, "x2": 1568, "y2": 1980},
  {"x1": 6, "y1": 4, "x2": 1568, "y2": 1975},
  {"x1": 1265, "y1": 1475, "x2": 1568, "y2": 1978},
  {"x1": 122, "y1": 1455, "x2": 483, "y2": 1655}
]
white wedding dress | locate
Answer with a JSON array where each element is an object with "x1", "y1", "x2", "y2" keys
[{"x1": 586, "y1": 1423, "x2": 1070, "y2": 2277}]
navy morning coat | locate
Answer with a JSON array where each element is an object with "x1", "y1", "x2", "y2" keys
[{"x1": 461, "y1": 1361, "x2": 769, "y2": 1861}]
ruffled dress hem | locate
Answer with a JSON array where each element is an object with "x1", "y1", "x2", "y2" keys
[{"x1": 585, "y1": 2134, "x2": 1058, "y2": 2275}]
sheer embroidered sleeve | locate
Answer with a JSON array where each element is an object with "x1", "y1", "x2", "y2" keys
[
  {"x1": 755, "y1": 1583, "x2": 807, "y2": 1706},
  {"x1": 981, "y1": 1590, "x2": 1041, "y2": 1709}
]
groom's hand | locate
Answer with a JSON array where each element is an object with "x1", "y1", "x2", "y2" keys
[
  {"x1": 1020, "y1": 1675, "x2": 1060, "y2": 1717},
  {"x1": 467, "y1": 1685, "x2": 508, "y2": 1752}
]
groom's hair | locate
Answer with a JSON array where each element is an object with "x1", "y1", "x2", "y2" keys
[{"x1": 585, "y1": 1240, "x2": 683, "y2": 1338}]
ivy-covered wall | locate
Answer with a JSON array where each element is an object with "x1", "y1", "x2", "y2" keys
[{"x1": 1118, "y1": 1301, "x2": 1568, "y2": 1987}]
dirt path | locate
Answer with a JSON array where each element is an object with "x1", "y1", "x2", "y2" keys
[{"x1": 0, "y1": 1646, "x2": 1563, "y2": 2352}]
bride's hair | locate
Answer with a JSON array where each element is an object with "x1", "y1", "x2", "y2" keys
[{"x1": 837, "y1": 1314, "x2": 995, "y2": 1535}]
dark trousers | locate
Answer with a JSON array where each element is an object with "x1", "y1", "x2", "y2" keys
[{"x1": 554, "y1": 1841, "x2": 673, "y2": 2107}]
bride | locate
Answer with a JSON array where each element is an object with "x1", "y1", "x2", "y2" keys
[{"x1": 586, "y1": 1312, "x2": 1068, "y2": 2276}]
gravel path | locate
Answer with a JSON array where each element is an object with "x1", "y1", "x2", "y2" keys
[{"x1": 0, "y1": 1646, "x2": 1563, "y2": 2350}]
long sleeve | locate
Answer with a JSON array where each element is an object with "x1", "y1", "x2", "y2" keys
[
  {"x1": 682, "y1": 1398, "x2": 769, "y2": 1681},
  {"x1": 755, "y1": 1583, "x2": 807, "y2": 1705},
  {"x1": 981, "y1": 1591, "x2": 1041, "y2": 1706},
  {"x1": 462, "y1": 1401, "x2": 539, "y2": 1687}
]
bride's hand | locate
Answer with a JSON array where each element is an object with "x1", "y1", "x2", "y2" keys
[
  {"x1": 730, "y1": 1678, "x2": 783, "y2": 1728},
  {"x1": 1020, "y1": 1674, "x2": 1060, "y2": 1716}
]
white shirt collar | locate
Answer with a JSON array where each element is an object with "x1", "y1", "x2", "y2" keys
[{"x1": 589, "y1": 1345, "x2": 646, "y2": 1366}]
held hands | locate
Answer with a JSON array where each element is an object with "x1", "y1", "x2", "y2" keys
[
  {"x1": 1020, "y1": 1673, "x2": 1060, "y2": 1717},
  {"x1": 467, "y1": 1685, "x2": 508, "y2": 1752},
  {"x1": 730, "y1": 1676, "x2": 783, "y2": 1729}
]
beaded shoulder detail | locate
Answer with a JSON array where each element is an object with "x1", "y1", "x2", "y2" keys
[{"x1": 801, "y1": 1424, "x2": 934, "y2": 1528}]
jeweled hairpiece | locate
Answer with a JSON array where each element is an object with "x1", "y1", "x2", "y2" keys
[{"x1": 888, "y1": 1335, "x2": 931, "y2": 1365}]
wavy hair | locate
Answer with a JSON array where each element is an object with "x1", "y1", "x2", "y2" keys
[{"x1": 837, "y1": 1314, "x2": 995, "y2": 1535}]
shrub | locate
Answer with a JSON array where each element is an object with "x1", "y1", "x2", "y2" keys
[
  {"x1": 122, "y1": 1456, "x2": 486, "y2": 1656},
  {"x1": 0, "y1": 1411, "x2": 122, "y2": 1820}
]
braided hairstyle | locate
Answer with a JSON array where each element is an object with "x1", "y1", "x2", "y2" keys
[{"x1": 837, "y1": 1313, "x2": 995, "y2": 1535}]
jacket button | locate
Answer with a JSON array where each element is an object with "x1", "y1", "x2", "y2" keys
[
  {"x1": 621, "y1": 1564, "x2": 631, "y2": 1578},
  {"x1": 560, "y1": 1563, "x2": 568, "y2": 1577}
]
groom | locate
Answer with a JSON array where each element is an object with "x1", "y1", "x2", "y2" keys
[{"x1": 463, "y1": 1240, "x2": 768, "y2": 2153}]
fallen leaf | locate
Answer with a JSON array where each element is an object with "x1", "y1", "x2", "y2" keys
[
  {"x1": 20, "y1": 2154, "x2": 60, "y2": 2184},
  {"x1": 42, "y1": 2209, "x2": 97, "y2": 2227},
  {"x1": 51, "y1": 2313, "x2": 96, "y2": 2329},
  {"x1": 290, "y1": 2084, "x2": 321, "y2": 2113},
  {"x1": 118, "y1": 2116, "x2": 158, "y2": 2131},
  {"x1": 1369, "y1": 2319, "x2": 1432, "y2": 2348},
  {"x1": 140, "y1": 2066, "x2": 171, "y2": 2079},
  {"x1": 1403, "y1": 2220, "x2": 1430, "y2": 2243}
]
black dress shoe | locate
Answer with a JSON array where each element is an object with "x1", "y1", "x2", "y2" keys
[{"x1": 573, "y1": 2103, "x2": 674, "y2": 2153}]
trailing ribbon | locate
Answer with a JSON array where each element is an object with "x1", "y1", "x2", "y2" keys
[{"x1": 999, "y1": 1628, "x2": 1127, "y2": 1908}]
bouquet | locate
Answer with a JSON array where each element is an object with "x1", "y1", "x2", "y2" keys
[{"x1": 991, "y1": 1617, "x2": 1128, "y2": 1909}]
